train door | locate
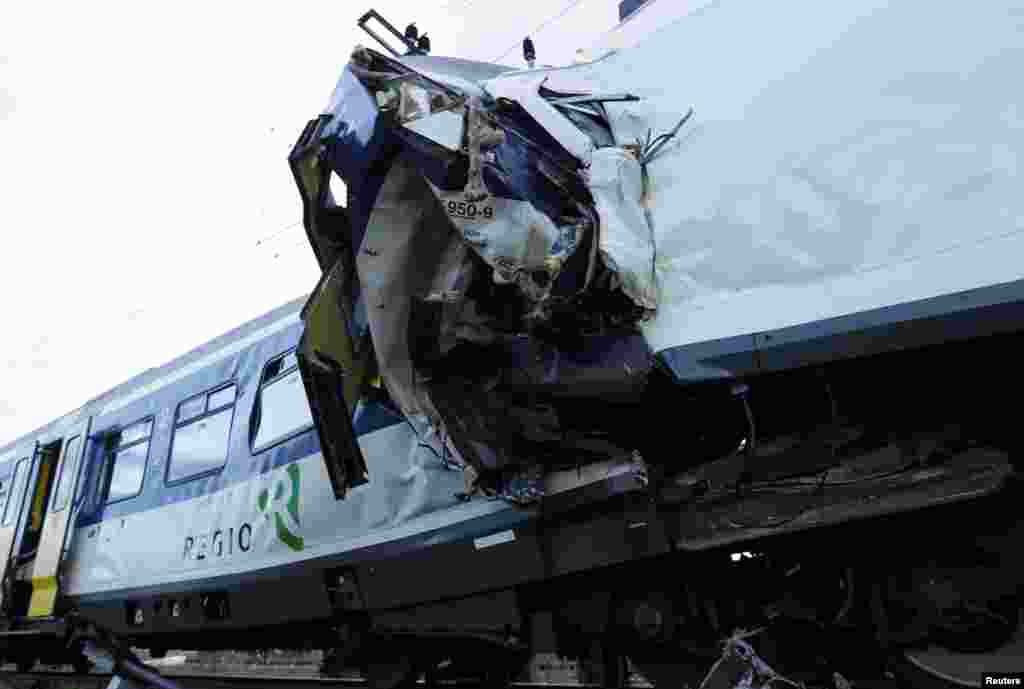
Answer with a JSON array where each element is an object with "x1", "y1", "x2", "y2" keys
[
  {"x1": 289, "y1": 121, "x2": 370, "y2": 499},
  {"x1": 0, "y1": 443, "x2": 36, "y2": 618},
  {"x1": 27, "y1": 417, "x2": 91, "y2": 618}
]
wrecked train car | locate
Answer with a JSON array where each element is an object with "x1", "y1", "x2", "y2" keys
[
  {"x1": 292, "y1": 0, "x2": 1024, "y2": 505},
  {"x1": 288, "y1": 0, "x2": 1024, "y2": 685},
  {"x1": 0, "y1": 2, "x2": 1019, "y2": 688}
]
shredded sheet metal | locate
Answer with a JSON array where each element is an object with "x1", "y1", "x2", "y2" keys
[
  {"x1": 403, "y1": 109, "x2": 464, "y2": 151},
  {"x1": 484, "y1": 74, "x2": 595, "y2": 166},
  {"x1": 698, "y1": 634, "x2": 802, "y2": 689},
  {"x1": 586, "y1": 147, "x2": 657, "y2": 309},
  {"x1": 698, "y1": 631, "x2": 857, "y2": 688},
  {"x1": 425, "y1": 178, "x2": 568, "y2": 284}
]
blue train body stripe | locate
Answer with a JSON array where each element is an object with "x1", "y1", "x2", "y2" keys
[{"x1": 657, "y1": 277, "x2": 1024, "y2": 384}]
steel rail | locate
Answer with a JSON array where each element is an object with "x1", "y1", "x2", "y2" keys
[{"x1": 0, "y1": 670, "x2": 612, "y2": 689}]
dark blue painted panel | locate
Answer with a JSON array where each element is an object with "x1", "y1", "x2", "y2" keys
[
  {"x1": 323, "y1": 67, "x2": 404, "y2": 253},
  {"x1": 657, "y1": 278, "x2": 1024, "y2": 385},
  {"x1": 618, "y1": 0, "x2": 647, "y2": 22},
  {"x1": 353, "y1": 398, "x2": 405, "y2": 437}
]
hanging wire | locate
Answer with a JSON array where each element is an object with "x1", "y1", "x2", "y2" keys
[
  {"x1": 637, "y1": 107, "x2": 695, "y2": 166},
  {"x1": 269, "y1": 234, "x2": 312, "y2": 260},
  {"x1": 254, "y1": 220, "x2": 302, "y2": 247}
]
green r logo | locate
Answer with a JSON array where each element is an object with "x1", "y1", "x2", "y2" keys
[{"x1": 258, "y1": 463, "x2": 304, "y2": 551}]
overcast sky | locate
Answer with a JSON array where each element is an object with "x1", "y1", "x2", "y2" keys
[{"x1": 0, "y1": 0, "x2": 621, "y2": 447}]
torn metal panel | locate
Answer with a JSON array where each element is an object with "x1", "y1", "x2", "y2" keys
[
  {"x1": 586, "y1": 147, "x2": 657, "y2": 310},
  {"x1": 698, "y1": 636, "x2": 788, "y2": 689},
  {"x1": 301, "y1": 255, "x2": 372, "y2": 410},
  {"x1": 289, "y1": 114, "x2": 355, "y2": 273},
  {"x1": 321, "y1": 65, "x2": 404, "y2": 253},
  {"x1": 294, "y1": 46, "x2": 673, "y2": 503},
  {"x1": 356, "y1": 154, "x2": 462, "y2": 422},
  {"x1": 483, "y1": 75, "x2": 595, "y2": 166},
  {"x1": 331, "y1": 50, "x2": 604, "y2": 310},
  {"x1": 424, "y1": 178, "x2": 570, "y2": 295},
  {"x1": 397, "y1": 54, "x2": 514, "y2": 91},
  {"x1": 423, "y1": 333, "x2": 652, "y2": 476},
  {"x1": 403, "y1": 109, "x2": 464, "y2": 151},
  {"x1": 463, "y1": 96, "x2": 505, "y2": 202}
]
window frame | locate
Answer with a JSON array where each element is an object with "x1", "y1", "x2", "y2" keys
[
  {"x1": 250, "y1": 348, "x2": 316, "y2": 455},
  {"x1": 166, "y1": 381, "x2": 239, "y2": 486},
  {"x1": 2, "y1": 458, "x2": 29, "y2": 526},
  {"x1": 101, "y1": 416, "x2": 154, "y2": 506},
  {"x1": 50, "y1": 434, "x2": 82, "y2": 513},
  {"x1": 0, "y1": 478, "x2": 9, "y2": 523}
]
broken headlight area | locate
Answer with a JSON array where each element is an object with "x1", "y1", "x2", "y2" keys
[
  {"x1": 349, "y1": 47, "x2": 466, "y2": 126},
  {"x1": 345, "y1": 47, "x2": 641, "y2": 313}
]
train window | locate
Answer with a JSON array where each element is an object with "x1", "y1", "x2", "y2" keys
[
  {"x1": 3, "y1": 458, "x2": 29, "y2": 526},
  {"x1": 51, "y1": 435, "x2": 82, "y2": 512},
  {"x1": 252, "y1": 351, "x2": 314, "y2": 453},
  {"x1": 120, "y1": 419, "x2": 152, "y2": 446},
  {"x1": 105, "y1": 419, "x2": 152, "y2": 503},
  {"x1": 168, "y1": 384, "x2": 237, "y2": 484},
  {"x1": 264, "y1": 351, "x2": 299, "y2": 381},
  {"x1": 208, "y1": 385, "x2": 236, "y2": 411},
  {"x1": 178, "y1": 395, "x2": 206, "y2": 424}
]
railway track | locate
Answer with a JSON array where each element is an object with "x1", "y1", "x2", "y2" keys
[
  {"x1": 0, "y1": 671, "x2": 616, "y2": 689},
  {"x1": 0, "y1": 669, "x2": 920, "y2": 689}
]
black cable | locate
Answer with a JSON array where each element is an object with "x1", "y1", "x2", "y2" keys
[
  {"x1": 638, "y1": 108, "x2": 694, "y2": 166},
  {"x1": 254, "y1": 220, "x2": 302, "y2": 247},
  {"x1": 491, "y1": 0, "x2": 589, "y2": 63}
]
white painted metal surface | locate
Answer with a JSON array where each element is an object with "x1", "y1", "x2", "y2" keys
[{"x1": 485, "y1": 0, "x2": 1024, "y2": 354}]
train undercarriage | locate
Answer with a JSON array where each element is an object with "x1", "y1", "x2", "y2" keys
[
  {"x1": 302, "y1": 299, "x2": 1020, "y2": 689},
  {"x1": 319, "y1": 325, "x2": 1023, "y2": 689}
]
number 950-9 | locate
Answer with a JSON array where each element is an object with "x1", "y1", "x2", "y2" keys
[{"x1": 447, "y1": 200, "x2": 494, "y2": 220}]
